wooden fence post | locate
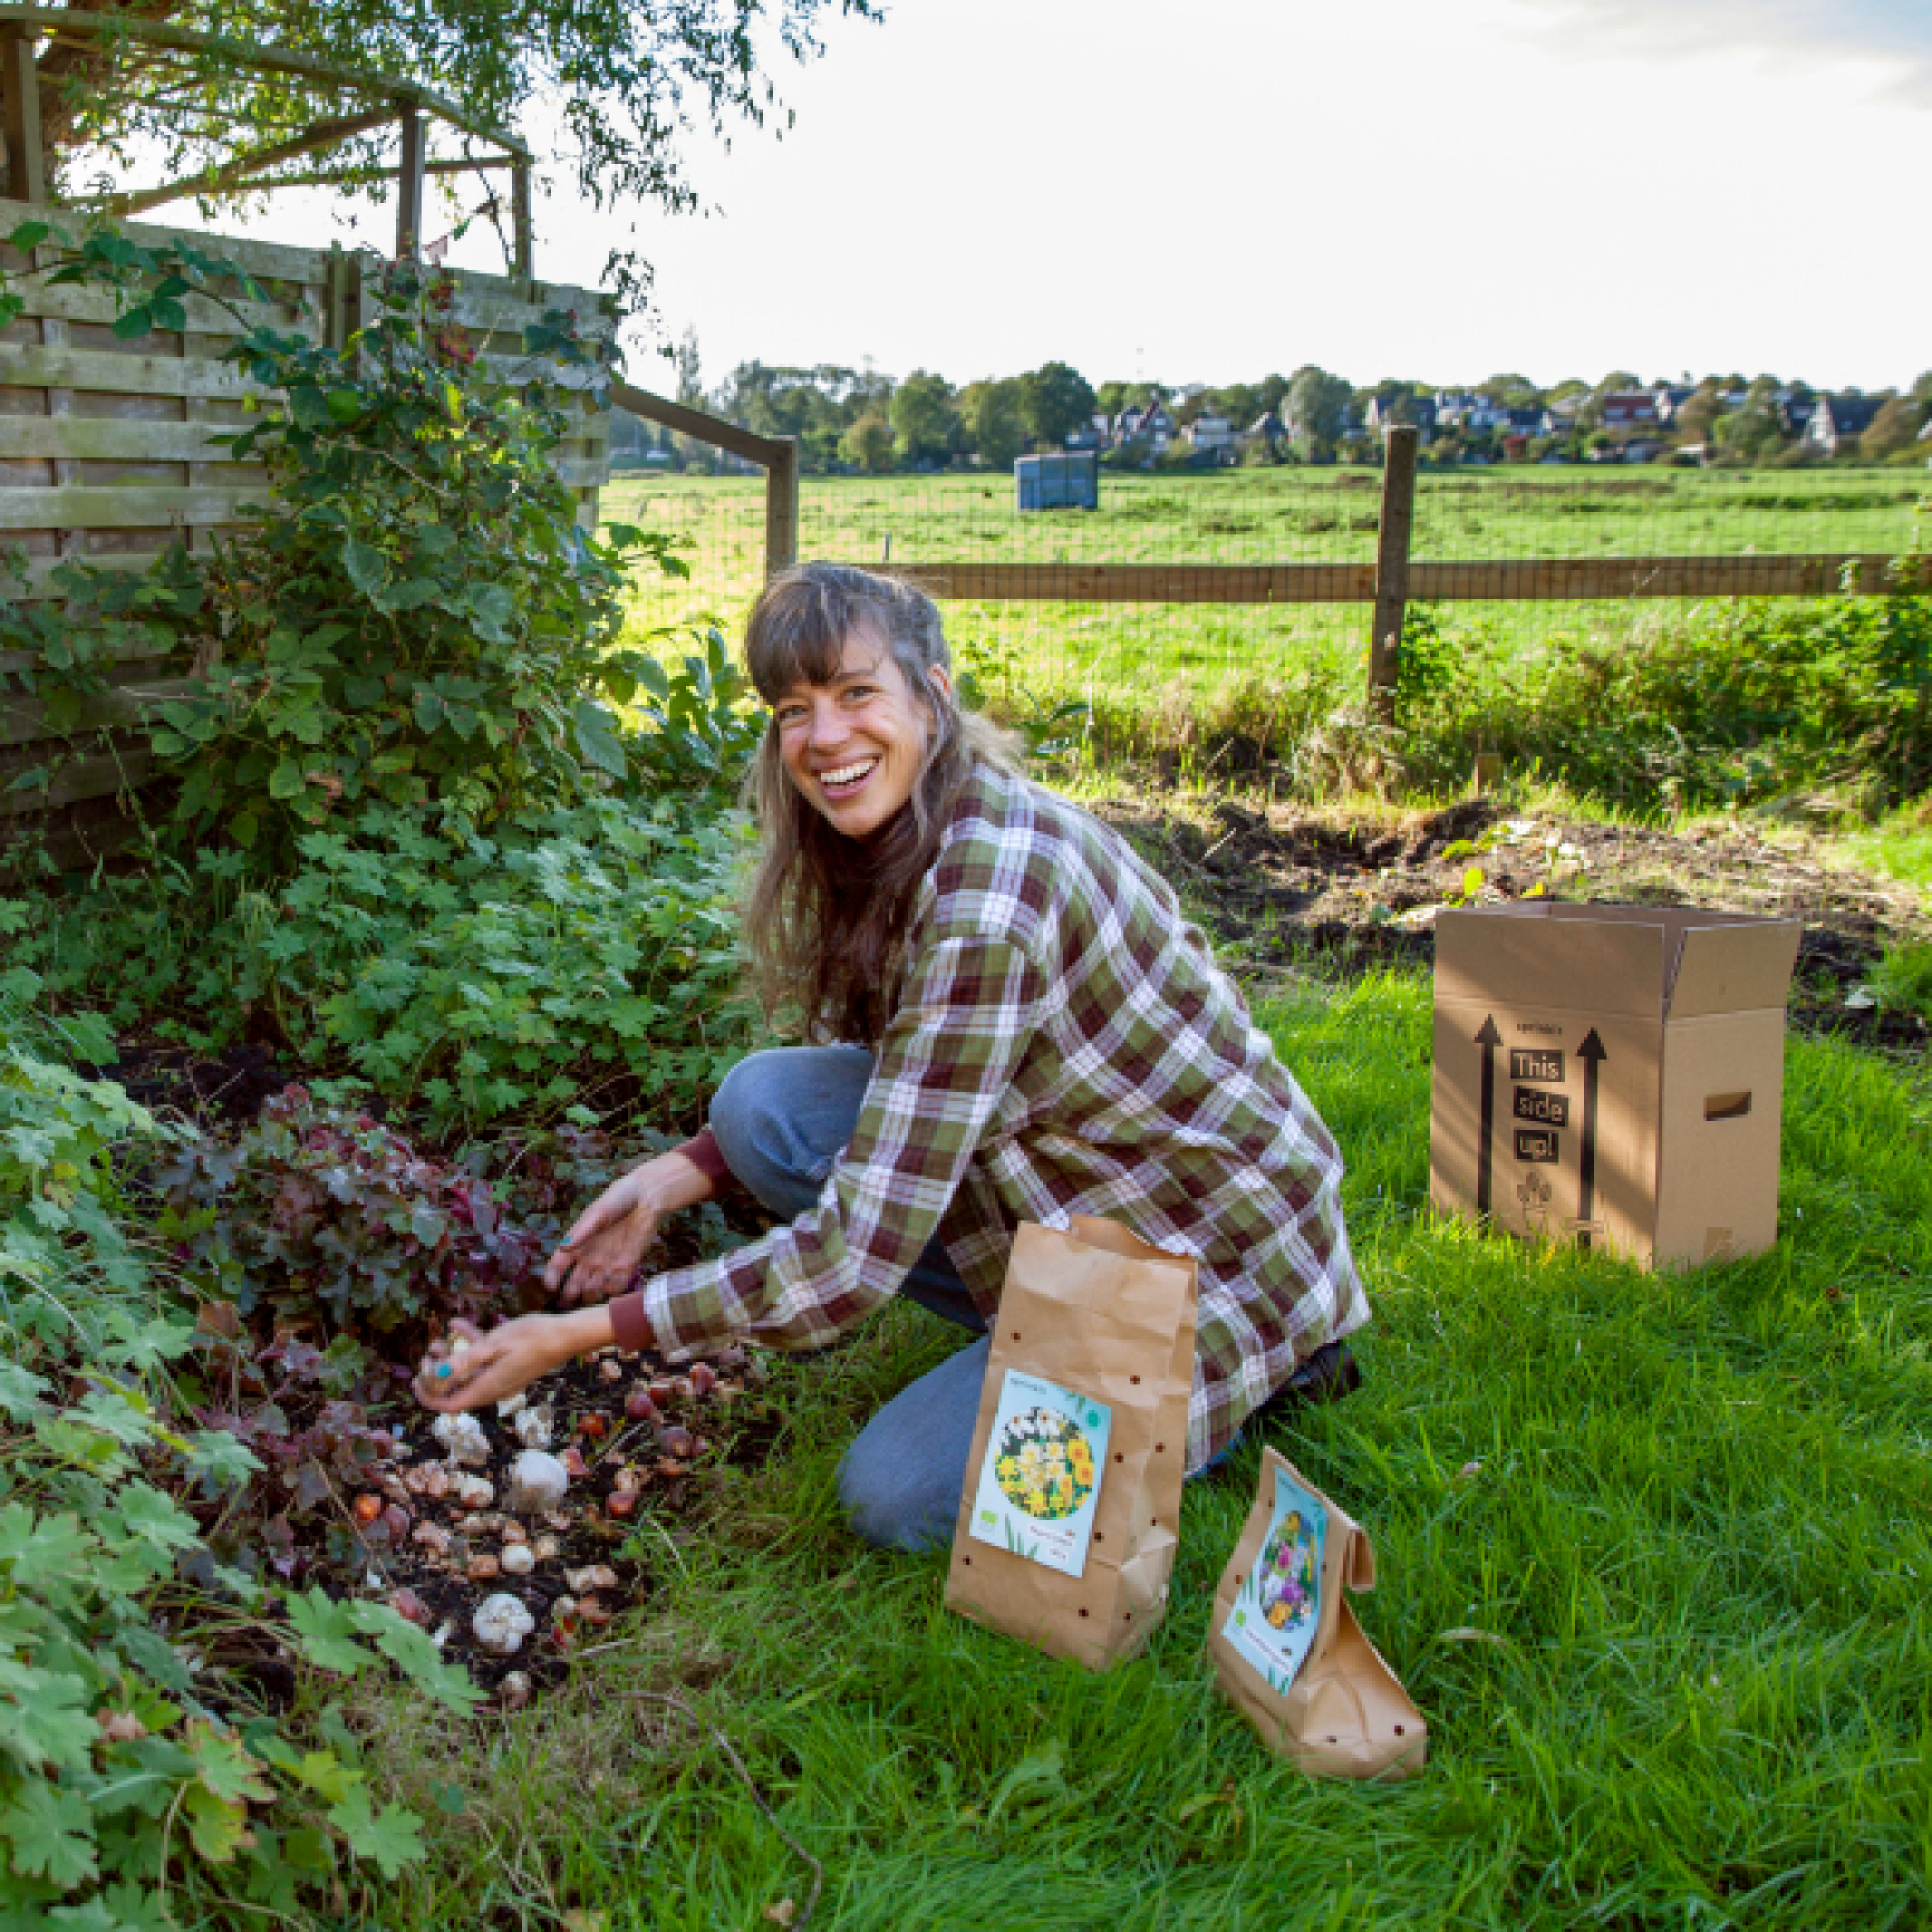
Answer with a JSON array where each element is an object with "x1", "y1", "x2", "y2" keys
[
  {"x1": 1369, "y1": 424, "x2": 1419, "y2": 719},
  {"x1": 765, "y1": 437, "x2": 799, "y2": 578},
  {"x1": 511, "y1": 161, "x2": 534, "y2": 287},
  {"x1": 0, "y1": 24, "x2": 46, "y2": 205},
  {"x1": 395, "y1": 104, "x2": 425, "y2": 258}
]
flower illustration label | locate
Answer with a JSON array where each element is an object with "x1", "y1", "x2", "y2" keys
[
  {"x1": 1220, "y1": 1463, "x2": 1327, "y2": 1691},
  {"x1": 967, "y1": 1368, "x2": 1112, "y2": 1578}
]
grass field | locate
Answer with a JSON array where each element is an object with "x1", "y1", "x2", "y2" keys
[
  {"x1": 356, "y1": 970, "x2": 1932, "y2": 1931},
  {"x1": 603, "y1": 467, "x2": 1930, "y2": 731}
]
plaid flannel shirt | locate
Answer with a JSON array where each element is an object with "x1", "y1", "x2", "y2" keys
[{"x1": 632, "y1": 762, "x2": 1369, "y2": 1470}]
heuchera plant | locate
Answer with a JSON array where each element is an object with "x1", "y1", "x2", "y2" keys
[{"x1": 158, "y1": 1086, "x2": 544, "y2": 1337}]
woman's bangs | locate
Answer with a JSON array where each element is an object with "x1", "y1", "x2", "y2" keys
[{"x1": 746, "y1": 580, "x2": 855, "y2": 705}]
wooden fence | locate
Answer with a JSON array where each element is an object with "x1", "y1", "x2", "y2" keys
[{"x1": 0, "y1": 195, "x2": 614, "y2": 865}]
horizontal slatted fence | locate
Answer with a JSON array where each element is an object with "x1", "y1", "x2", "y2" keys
[{"x1": 0, "y1": 196, "x2": 614, "y2": 865}]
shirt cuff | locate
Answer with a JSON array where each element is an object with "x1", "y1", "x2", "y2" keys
[
  {"x1": 676, "y1": 1128, "x2": 739, "y2": 1195},
  {"x1": 606, "y1": 1291, "x2": 653, "y2": 1354}
]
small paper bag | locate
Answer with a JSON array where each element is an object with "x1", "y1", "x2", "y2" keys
[
  {"x1": 945, "y1": 1216, "x2": 1197, "y2": 1671},
  {"x1": 1208, "y1": 1446, "x2": 1426, "y2": 1780}
]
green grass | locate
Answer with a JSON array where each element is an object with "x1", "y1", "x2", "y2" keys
[
  {"x1": 605, "y1": 466, "x2": 1930, "y2": 736},
  {"x1": 353, "y1": 971, "x2": 1932, "y2": 1930},
  {"x1": 1842, "y1": 799, "x2": 1932, "y2": 893}
]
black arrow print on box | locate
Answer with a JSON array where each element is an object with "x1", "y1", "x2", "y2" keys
[
  {"x1": 1577, "y1": 1028, "x2": 1607, "y2": 1249},
  {"x1": 1474, "y1": 1015, "x2": 1502, "y2": 1217}
]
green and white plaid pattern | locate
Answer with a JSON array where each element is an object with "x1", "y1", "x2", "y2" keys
[{"x1": 639, "y1": 764, "x2": 1369, "y2": 1471}]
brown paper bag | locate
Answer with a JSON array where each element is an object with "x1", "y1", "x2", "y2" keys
[
  {"x1": 944, "y1": 1215, "x2": 1197, "y2": 1671},
  {"x1": 1208, "y1": 1446, "x2": 1427, "y2": 1779}
]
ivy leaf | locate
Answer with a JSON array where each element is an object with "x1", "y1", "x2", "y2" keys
[
  {"x1": 342, "y1": 540, "x2": 388, "y2": 596},
  {"x1": 183, "y1": 1429, "x2": 263, "y2": 1491},
  {"x1": 112, "y1": 1482, "x2": 201, "y2": 1552},
  {"x1": 288, "y1": 1748, "x2": 356, "y2": 1803},
  {"x1": 183, "y1": 1784, "x2": 253, "y2": 1865},
  {"x1": 85, "y1": 1882, "x2": 177, "y2": 1932},
  {"x1": 0, "y1": 1777, "x2": 98, "y2": 1888},
  {"x1": 328, "y1": 1786, "x2": 425, "y2": 1879},
  {"x1": 186, "y1": 1721, "x2": 274, "y2": 1804},
  {"x1": 0, "y1": 1362, "x2": 47, "y2": 1422},
  {"x1": 110, "y1": 301, "x2": 156, "y2": 340},
  {"x1": 0, "y1": 1664, "x2": 97, "y2": 1771},
  {"x1": 285, "y1": 1588, "x2": 373, "y2": 1675},
  {"x1": 347, "y1": 1602, "x2": 482, "y2": 1715},
  {"x1": 150, "y1": 296, "x2": 188, "y2": 333},
  {"x1": 0, "y1": 1503, "x2": 95, "y2": 1589}
]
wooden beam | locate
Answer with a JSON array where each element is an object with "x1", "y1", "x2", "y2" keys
[
  {"x1": 238, "y1": 155, "x2": 514, "y2": 193},
  {"x1": 0, "y1": 483, "x2": 263, "y2": 530},
  {"x1": 1369, "y1": 424, "x2": 1419, "y2": 718},
  {"x1": 0, "y1": 344, "x2": 265, "y2": 397},
  {"x1": 0, "y1": 22, "x2": 43, "y2": 204},
  {"x1": 395, "y1": 104, "x2": 424, "y2": 259},
  {"x1": 866, "y1": 562, "x2": 1378, "y2": 603},
  {"x1": 106, "y1": 108, "x2": 396, "y2": 217},
  {"x1": 1403, "y1": 554, "x2": 1922, "y2": 600},
  {"x1": 854, "y1": 554, "x2": 1914, "y2": 605},
  {"x1": 610, "y1": 379, "x2": 787, "y2": 469}
]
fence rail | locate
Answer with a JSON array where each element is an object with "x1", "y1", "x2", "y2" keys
[{"x1": 0, "y1": 193, "x2": 615, "y2": 865}]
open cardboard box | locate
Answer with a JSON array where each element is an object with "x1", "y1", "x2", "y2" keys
[{"x1": 1430, "y1": 904, "x2": 1803, "y2": 1269}]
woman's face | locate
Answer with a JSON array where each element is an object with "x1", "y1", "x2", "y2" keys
[{"x1": 772, "y1": 626, "x2": 949, "y2": 839}]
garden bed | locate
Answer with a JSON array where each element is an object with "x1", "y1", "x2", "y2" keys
[{"x1": 1095, "y1": 790, "x2": 1931, "y2": 1052}]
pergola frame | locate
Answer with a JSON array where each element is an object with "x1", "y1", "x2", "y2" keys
[{"x1": 0, "y1": 5, "x2": 534, "y2": 277}]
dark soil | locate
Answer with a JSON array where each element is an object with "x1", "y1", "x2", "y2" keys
[
  {"x1": 323, "y1": 1343, "x2": 781, "y2": 1703},
  {"x1": 1094, "y1": 792, "x2": 1930, "y2": 1054},
  {"x1": 102, "y1": 1040, "x2": 297, "y2": 1124}
]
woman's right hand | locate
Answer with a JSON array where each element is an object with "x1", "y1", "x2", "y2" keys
[{"x1": 544, "y1": 1151, "x2": 712, "y2": 1306}]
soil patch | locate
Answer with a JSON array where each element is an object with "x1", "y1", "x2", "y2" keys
[
  {"x1": 1094, "y1": 792, "x2": 1930, "y2": 1053},
  {"x1": 348, "y1": 1344, "x2": 778, "y2": 1703}
]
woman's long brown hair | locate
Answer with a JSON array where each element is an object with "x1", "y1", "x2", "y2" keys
[{"x1": 741, "y1": 564, "x2": 1020, "y2": 1043}]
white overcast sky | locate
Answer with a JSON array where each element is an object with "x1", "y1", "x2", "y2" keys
[{"x1": 175, "y1": 0, "x2": 1929, "y2": 394}]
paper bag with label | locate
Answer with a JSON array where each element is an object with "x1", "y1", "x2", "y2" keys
[
  {"x1": 1208, "y1": 1446, "x2": 1426, "y2": 1780},
  {"x1": 944, "y1": 1216, "x2": 1197, "y2": 1671}
]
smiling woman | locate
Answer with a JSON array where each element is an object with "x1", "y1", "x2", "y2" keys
[{"x1": 417, "y1": 563, "x2": 1369, "y2": 1551}]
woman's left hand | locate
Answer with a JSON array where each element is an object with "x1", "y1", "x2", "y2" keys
[{"x1": 413, "y1": 1312, "x2": 591, "y2": 1414}]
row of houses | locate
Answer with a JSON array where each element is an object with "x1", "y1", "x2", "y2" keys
[{"x1": 1079, "y1": 383, "x2": 1904, "y2": 465}]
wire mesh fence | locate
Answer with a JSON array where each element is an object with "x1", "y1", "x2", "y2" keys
[{"x1": 604, "y1": 461, "x2": 1929, "y2": 735}]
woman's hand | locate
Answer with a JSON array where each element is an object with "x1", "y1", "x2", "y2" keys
[
  {"x1": 545, "y1": 1151, "x2": 712, "y2": 1307},
  {"x1": 413, "y1": 1308, "x2": 613, "y2": 1414}
]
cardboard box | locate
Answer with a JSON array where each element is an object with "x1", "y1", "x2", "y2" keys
[{"x1": 1430, "y1": 904, "x2": 1802, "y2": 1269}]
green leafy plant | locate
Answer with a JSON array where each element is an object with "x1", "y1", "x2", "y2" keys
[
  {"x1": 14, "y1": 791, "x2": 757, "y2": 1134},
  {"x1": 0, "y1": 977, "x2": 478, "y2": 1920},
  {"x1": 147, "y1": 259, "x2": 685, "y2": 861},
  {"x1": 158, "y1": 1085, "x2": 544, "y2": 1337},
  {"x1": 1870, "y1": 939, "x2": 1932, "y2": 1022}
]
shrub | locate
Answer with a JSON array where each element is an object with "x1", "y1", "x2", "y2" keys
[
  {"x1": 16, "y1": 788, "x2": 758, "y2": 1134},
  {"x1": 148, "y1": 259, "x2": 684, "y2": 864},
  {"x1": 0, "y1": 975, "x2": 478, "y2": 1920},
  {"x1": 1394, "y1": 591, "x2": 1932, "y2": 812}
]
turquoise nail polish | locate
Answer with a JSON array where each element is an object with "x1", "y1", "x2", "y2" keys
[{"x1": 436, "y1": 1362, "x2": 453, "y2": 1380}]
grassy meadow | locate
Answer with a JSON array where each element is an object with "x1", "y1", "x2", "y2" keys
[
  {"x1": 355, "y1": 970, "x2": 1932, "y2": 1930},
  {"x1": 605, "y1": 466, "x2": 1929, "y2": 724}
]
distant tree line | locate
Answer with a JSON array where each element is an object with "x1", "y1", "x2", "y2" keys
[{"x1": 613, "y1": 336, "x2": 1932, "y2": 474}]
